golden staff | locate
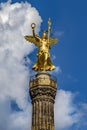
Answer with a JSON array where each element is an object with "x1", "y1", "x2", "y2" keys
[{"x1": 48, "y1": 18, "x2": 51, "y2": 43}]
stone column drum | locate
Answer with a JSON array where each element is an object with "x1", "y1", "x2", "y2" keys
[{"x1": 29, "y1": 71, "x2": 57, "y2": 130}]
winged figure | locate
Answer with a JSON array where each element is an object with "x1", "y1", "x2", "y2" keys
[
  {"x1": 24, "y1": 20, "x2": 58, "y2": 71},
  {"x1": 24, "y1": 35, "x2": 58, "y2": 46}
]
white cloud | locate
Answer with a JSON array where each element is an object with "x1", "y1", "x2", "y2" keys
[
  {"x1": 54, "y1": 31, "x2": 64, "y2": 37},
  {"x1": 0, "y1": 1, "x2": 42, "y2": 130},
  {"x1": 54, "y1": 66, "x2": 62, "y2": 74},
  {"x1": 55, "y1": 90, "x2": 80, "y2": 130},
  {"x1": 8, "y1": 104, "x2": 32, "y2": 130}
]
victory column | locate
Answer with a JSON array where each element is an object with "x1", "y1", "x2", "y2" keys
[{"x1": 24, "y1": 18, "x2": 58, "y2": 130}]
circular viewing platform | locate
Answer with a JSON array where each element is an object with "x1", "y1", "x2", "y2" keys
[{"x1": 29, "y1": 71, "x2": 57, "y2": 88}]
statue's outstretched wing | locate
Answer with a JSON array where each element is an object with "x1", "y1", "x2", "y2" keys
[
  {"x1": 49, "y1": 38, "x2": 58, "y2": 46},
  {"x1": 24, "y1": 35, "x2": 39, "y2": 46}
]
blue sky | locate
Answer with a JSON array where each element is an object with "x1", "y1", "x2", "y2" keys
[
  {"x1": 0, "y1": 0, "x2": 87, "y2": 130},
  {"x1": 15, "y1": 0, "x2": 87, "y2": 96},
  {"x1": 24, "y1": 0, "x2": 87, "y2": 101}
]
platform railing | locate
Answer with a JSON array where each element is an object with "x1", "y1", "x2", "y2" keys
[{"x1": 29, "y1": 74, "x2": 57, "y2": 88}]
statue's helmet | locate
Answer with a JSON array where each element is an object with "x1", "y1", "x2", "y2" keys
[{"x1": 41, "y1": 30, "x2": 47, "y2": 39}]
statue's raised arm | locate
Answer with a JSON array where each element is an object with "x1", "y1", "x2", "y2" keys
[
  {"x1": 24, "y1": 19, "x2": 58, "y2": 71},
  {"x1": 24, "y1": 23, "x2": 40, "y2": 47}
]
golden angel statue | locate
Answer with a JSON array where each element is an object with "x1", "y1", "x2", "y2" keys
[{"x1": 24, "y1": 18, "x2": 58, "y2": 71}]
